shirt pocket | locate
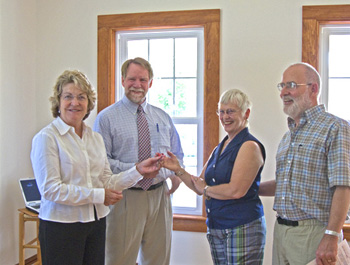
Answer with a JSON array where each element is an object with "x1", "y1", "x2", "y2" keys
[{"x1": 156, "y1": 123, "x2": 171, "y2": 153}]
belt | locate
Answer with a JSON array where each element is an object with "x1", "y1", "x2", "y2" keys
[
  {"x1": 277, "y1": 216, "x2": 299, "y2": 227},
  {"x1": 128, "y1": 181, "x2": 164, "y2": 191}
]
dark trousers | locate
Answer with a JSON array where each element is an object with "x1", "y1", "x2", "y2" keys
[{"x1": 39, "y1": 217, "x2": 106, "y2": 265}]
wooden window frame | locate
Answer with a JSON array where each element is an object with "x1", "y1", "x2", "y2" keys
[
  {"x1": 97, "y1": 9, "x2": 220, "y2": 232},
  {"x1": 302, "y1": 5, "x2": 350, "y2": 70},
  {"x1": 302, "y1": 4, "x2": 350, "y2": 240}
]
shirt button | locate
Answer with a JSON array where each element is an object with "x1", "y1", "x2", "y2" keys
[
  {"x1": 213, "y1": 165, "x2": 215, "y2": 168},
  {"x1": 207, "y1": 208, "x2": 210, "y2": 213},
  {"x1": 212, "y1": 178, "x2": 216, "y2": 182}
]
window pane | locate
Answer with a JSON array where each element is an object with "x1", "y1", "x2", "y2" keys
[
  {"x1": 148, "y1": 79, "x2": 173, "y2": 116},
  {"x1": 118, "y1": 28, "x2": 204, "y2": 216},
  {"x1": 175, "y1": 79, "x2": 197, "y2": 117},
  {"x1": 329, "y1": 35, "x2": 350, "y2": 77},
  {"x1": 128, "y1": 40, "x2": 148, "y2": 60},
  {"x1": 328, "y1": 78, "x2": 350, "y2": 120},
  {"x1": 171, "y1": 124, "x2": 198, "y2": 208},
  {"x1": 175, "y1": 38, "x2": 197, "y2": 77},
  {"x1": 150, "y1": 39, "x2": 174, "y2": 77}
]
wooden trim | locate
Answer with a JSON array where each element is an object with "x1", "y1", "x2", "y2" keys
[
  {"x1": 343, "y1": 223, "x2": 350, "y2": 241},
  {"x1": 302, "y1": 5, "x2": 350, "y2": 69},
  {"x1": 302, "y1": 5, "x2": 350, "y2": 235},
  {"x1": 173, "y1": 214, "x2": 207, "y2": 232},
  {"x1": 97, "y1": 9, "x2": 220, "y2": 232}
]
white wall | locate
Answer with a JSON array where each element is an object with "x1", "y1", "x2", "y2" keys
[{"x1": 1, "y1": 0, "x2": 350, "y2": 264}]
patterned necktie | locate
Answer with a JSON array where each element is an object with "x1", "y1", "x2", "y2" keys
[{"x1": 136, "y1": 105, "x2": 153, "y2": 190}]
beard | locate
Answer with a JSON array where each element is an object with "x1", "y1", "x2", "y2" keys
[
  {"x1": 283, "y1": 92, "x2": 312, "y2": 120},
  {"x1": 127, "y1": 87, "x2": 146, "y2": 104}
]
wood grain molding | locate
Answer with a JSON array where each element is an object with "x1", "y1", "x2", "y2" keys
[
  {"x1": 302, "y1": 5, "x2": 350, "y2": 70},
  {"x1": 302, "y1": 5, "x2": 350, "y2": 236},
  {"x1": 97, "y1": 9, "x2": 220, "y2": 232}
]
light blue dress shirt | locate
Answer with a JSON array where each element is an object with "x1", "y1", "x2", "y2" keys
[{"x1": 94, "y1": 95, "x2": 184, "y2": 186}]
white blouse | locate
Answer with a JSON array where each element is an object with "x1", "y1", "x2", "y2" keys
[{"x1": 31, "y1": 117, "x2": 143, "y2": 223}]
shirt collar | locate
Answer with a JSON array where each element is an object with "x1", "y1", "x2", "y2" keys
[
  {"x1": 121, "y1": 95, "x2": 149, "y2": 114},
  {"x1": 52, "y1": 116, "x2": 87, "y2": 136},
  {"x1": 287, "y1": 104, "x2": 325, "y2": 129},
  {"x1": 221, "y1": 127, "x2": 249, "y2": 148}
]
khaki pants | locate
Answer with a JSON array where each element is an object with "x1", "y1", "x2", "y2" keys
[
  {"x1": 272, "y1": 219, "x2": 342, "y2": 265},
  {"x1": 105, "y1": 183, "x2": 172, "y2": 265}
]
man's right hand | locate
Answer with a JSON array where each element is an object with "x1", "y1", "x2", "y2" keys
[{"x1": 136, "y1": 156, "x2": 161, "y2": 175}]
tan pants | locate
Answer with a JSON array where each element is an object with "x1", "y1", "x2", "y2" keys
[
  {"x1": 272, "y1": 219, "x2": 342, "y2": 265},
  {"x1": 105, "y1": 183, "x2": 172, "y2": 265}
]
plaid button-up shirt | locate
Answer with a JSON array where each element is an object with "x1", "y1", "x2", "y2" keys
[{"x1": 274, "y1": 105, "x2": 350, "y2": 225}]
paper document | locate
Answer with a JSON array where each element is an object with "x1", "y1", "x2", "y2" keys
[{"x1": 307, "y1": 239, "x2": 350, "y2": 265}]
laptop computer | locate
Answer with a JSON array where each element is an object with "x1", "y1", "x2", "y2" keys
[{"x1": 19, "y1": 178, "x2": 41, "y2": 214}]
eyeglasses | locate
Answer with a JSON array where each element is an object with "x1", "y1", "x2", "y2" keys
[
  {"x1": 61, "y1": 93, "x2": 88, "y2": 102},
  {"x1": 216, "y1": 109, "x2": 237, "y2": 116},
  {"x1": 277, "y1": 81, "x2": 312, "y2": 91}
]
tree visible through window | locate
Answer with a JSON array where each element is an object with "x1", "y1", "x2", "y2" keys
[{"x1": 117, "y1": 29, "x2": 204, "y2": 215}]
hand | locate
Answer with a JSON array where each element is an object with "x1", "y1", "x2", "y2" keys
[
  {"x1": 191, "y1": 175, "x2": 206, "y2": 195},
  {"x1": 160, "y1": 151, "x2": 181, "y2": 172},
  {"x1": 167, "y1": 175, "x2": 182, "y2": 195},
  {"x1": 104, "y1": 189, "x2": 123, "y2": 206},
  {"x1": 136, "y1": 156, "x2": 161, "y2": 175},
  {"x1": 315, "y1": 234, "x2": 338, "y2": 265}
]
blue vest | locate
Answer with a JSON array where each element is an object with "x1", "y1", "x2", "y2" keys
[{"x1": 205, "y1": 127, "x2": 265, "y2": 229}]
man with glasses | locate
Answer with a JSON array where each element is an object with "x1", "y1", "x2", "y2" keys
[{"x1": 259, "y1": 63, "x2": 350, "y2": 265}]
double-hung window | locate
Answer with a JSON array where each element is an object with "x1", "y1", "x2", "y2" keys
[
  {"x1": 97, "y1": 9, "x2": 220, "y2": 231},
  {"x1": 117, "y1": 28, "x2": 204, "y2": 215}
]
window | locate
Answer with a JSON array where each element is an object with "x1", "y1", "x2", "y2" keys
[
  {"x1": 302, "y1": 5, "x2": 350, "y2": 117},
  {"x1": 116, "y1": 28, "x2": 204, "y2": 215},
  {"x1": 319, "y1": 26, "x2": 350, "y2": 120},
  {"x1": 302, "y1": 4, "x2": 350, "y2": 234},
  {"x1": 97, "y1": 9, "x2": 220, "y2": 232}
]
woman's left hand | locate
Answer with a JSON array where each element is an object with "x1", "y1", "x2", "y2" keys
[{"x1": 191, "y1": 175, "x2": 206, "y2": 195}]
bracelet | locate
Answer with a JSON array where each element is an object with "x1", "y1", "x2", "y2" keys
[
  {"x1": 175, "y1": 168, "x2": 184, "y2": 177},
  {"x1": 325, "y1": 229, "x2": 341, "y2": 237},
  {"x1": 203, "y1": 185, "x2": 211, "y2": 200}
]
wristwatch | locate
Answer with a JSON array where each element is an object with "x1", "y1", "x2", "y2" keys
[{"x1": 203, "y1": 185, "x2": 211, "y2": 200}]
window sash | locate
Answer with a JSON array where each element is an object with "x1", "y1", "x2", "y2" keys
[
  {"x1": 117, "y1": 28, "x2": 204, "y2": 215},
  {"x1": 319, "y1": 25, "x2": 350, "y2": 111}
]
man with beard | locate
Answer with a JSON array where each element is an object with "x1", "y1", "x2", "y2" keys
[
  {"x1": 94, "y1": 57, "x2": 184, "y2": 265},
  {"x1": 259, "y1": 63, "x2": 350, "y2": 265}
]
